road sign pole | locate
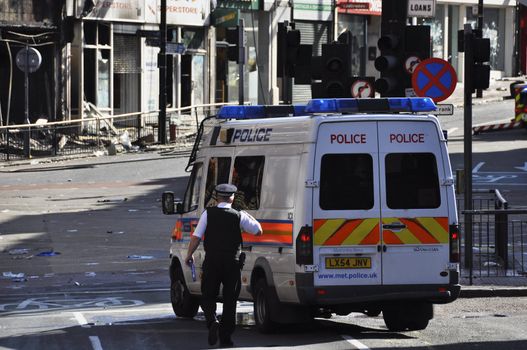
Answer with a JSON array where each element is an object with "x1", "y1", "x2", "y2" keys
[
  {"x1": 24, "y1": 45, "x2": 31, "y2": 158},
  {"x1": 463, "y1": 23, "x2": 474, "y2": 283}
]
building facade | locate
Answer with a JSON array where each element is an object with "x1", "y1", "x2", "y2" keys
[{"x1": 0, "y1": 0, "x2": 520, "y2": 128}]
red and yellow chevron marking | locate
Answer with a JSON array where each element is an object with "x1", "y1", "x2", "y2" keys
[
  {"x1": 382, "y1": 217, "x2": 449, "y2": 245},
  {"x1": 314, "y1": 217, "x2": 449, "y2": 246},
  {"x1": 242, "y1": 221, "x2": 293, "y2": 245},
  {"x1": 314, "y1": 218, "x2": 380, "y2": 246}
]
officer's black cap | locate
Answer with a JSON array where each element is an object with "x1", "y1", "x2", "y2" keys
[{"x1": 215, "y1": 183, "x2": 237, "y2": 197}]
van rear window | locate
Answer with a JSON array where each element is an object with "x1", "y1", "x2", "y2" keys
[
  {"x1": 385, "y1": 153, "x2": 440, "y2": 209},
  {"x1": 320, "y1": 154, "x2": 374, "y2": 210}
]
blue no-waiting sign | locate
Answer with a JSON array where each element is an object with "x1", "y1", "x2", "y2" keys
[{"x1": 411, "y1": 58, "x2": 457, "y2": 103}]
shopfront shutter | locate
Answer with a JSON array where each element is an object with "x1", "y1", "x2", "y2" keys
[
  {"x1": 114, "y1": 34, "x2": 141, "y2": 74},
  {"x1": 292, "y1": 21, "x2": 330, "y2": 104}
]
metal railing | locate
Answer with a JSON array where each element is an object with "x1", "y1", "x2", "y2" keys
[
  {"x1": 0, "y1": 102, "x2": 235, "y2": 162},
  {"x1": 458, "y1": 189, "x2": 527, "y2": 283}
]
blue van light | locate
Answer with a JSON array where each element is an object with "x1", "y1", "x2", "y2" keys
[
  {"x1": 217, "y1": 104, "x2": 307, "y2": 119},
  {"x1": 305, "y1": 97, "x2": 437, "y2": 114},
  {"x1": 387, "y1": 97, "x2": 437, "y2": 112},
  {"x1": 217, "y1": 105, "x2": 266, "y2": 119}
]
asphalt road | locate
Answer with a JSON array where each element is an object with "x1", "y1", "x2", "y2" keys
[{"x1": 0, "y1": 289, "x2": 526, "y2": 350}]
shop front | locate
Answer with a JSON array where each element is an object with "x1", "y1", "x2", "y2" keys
[{"x1": 69, "y1": 0, "x2": 211, "y2": 119}]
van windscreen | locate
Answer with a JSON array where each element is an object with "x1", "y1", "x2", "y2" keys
[
  {"x1": 320, "y1": 154, "x2": 374, "y2": 210},
  {"x1": 385, "y1": 153, "x2": 440, "y2": 209}
]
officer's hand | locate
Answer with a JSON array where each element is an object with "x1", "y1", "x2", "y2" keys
[{"x1": 185, "y1": 255, "x2": 193, "y2": 266}]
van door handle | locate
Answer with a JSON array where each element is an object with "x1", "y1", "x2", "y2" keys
[{"x1": 382, "y1": 223, "x2": 407, "y2": 231}]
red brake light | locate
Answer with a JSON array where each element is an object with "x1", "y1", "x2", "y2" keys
[
  {"x1": 449, "y1": 224, "x2": 460, "y2": 263},
  {"x1": 296, "y1": 225, "x2": 313, "y2": 265}
]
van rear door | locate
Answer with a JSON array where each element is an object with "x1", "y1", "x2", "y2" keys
[
  {"x1": 378, "y1": 121, "x2": 449, "y2": 285},
  {"x1": 312, "y1": 121, "x2": 382, "y2": 286}
]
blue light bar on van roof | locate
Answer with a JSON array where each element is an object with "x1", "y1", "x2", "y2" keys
[
  {"x1": 305, "y1": 97, "x2": 437, "y2": 114},
  {"x1": 216, "y1": 98, "x2": 437, "y2": 120},
  {"x1": 217, "y1": 105, "x2": 306, "y2": 119}
]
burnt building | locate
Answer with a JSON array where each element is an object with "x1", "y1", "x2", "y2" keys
[{"x1": 0, "y1": 0, "x2": 65, "y2": 125}]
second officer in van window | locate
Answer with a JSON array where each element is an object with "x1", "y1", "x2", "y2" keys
[{"x1": 185, "y1": 183, "x2": 263, "y2": 347}]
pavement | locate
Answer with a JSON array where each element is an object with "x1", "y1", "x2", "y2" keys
[
  {"x1": 444, "y1": 76, "x2": 519, "y2": 108},
  {"x1": 1, "y1": 77, "x2": 527, "y2": 299}
]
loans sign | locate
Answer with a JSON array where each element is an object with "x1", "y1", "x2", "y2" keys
[{"x1": 407, "y1": 0, "x2": 436, "y2": 18}]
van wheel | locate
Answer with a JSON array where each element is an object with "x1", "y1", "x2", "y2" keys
[
  {"x1": 383, "y1": 302, "x2": 432, "y2": 332},
  {"x1": 170, "y1": 264, "x2": 199, "y2": 318},
  {"x1": 253, "y1": 278, "x2": 277, "y2": 333}
]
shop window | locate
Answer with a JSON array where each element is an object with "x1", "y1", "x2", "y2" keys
[
  {"x1": 205, "y1": 157, "x2": 232, "y2": 207},
  {"x1": 232, "y1": 156, "x2": 265, "y2": 210},
  {"x1": 83, "y1": 48, "x2": 96, "y2": 104},
  {"x1": 466, "y1": 7, "x2": 504, "y2": 70},
  {"x1": 97, "y1": 50, "x2": 110, "y2": 108},
  {"x1": 184, "y1": 163, "x2": 204, "y2": 212},
  {"x1": 182, "y1": 29, "x2": 204, "y2": 50},
  {"x1": 319, "y1": 154, "x2": 374, "y2": 210},
  {"x1": 84, "y1": 22, "x2": 97, "y2": 45},
  {"x1": 113, "y1": 34, "x2": 140, "y2": 114},
  {"x1": 417, "y1": 4, "x2": 445, "y2": 59},
  {"x1": 98, "y1": 23, "x2": 111, "y2": 46},
  {"x1": 385, "y1": 153, "x2": 440, "y2": 209}
]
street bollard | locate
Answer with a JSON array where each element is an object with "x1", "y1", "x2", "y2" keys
[{"x1": 495, "y1": 211, "x2": 509, "y2": 269}]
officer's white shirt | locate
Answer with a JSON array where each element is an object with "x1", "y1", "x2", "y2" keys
[{"x1": 192, "y1": 202, "x2": 262, "y2": 239}]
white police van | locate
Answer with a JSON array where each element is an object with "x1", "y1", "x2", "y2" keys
[{"x1": 162, "y1": 97, "x2": 461, "y2": 333}]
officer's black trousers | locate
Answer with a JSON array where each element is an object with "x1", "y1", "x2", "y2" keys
[{"x1": 201, "y1": 254, "x2": 240, "y2": 342}]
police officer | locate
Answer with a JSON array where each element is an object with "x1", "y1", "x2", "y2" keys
[{"x1": 185, "y1": 183, "x2": 262, "y2": 347}]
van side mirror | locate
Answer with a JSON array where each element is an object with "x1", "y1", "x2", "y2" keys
[{"x1": 162, "y1": 191, "x2": 175, "y2": 214}]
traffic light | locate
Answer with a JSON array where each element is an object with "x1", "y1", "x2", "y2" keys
[
  {"x1": 294, "y1": 44, "x2": 313, "y2": 84},
  {"x1": 277, "y1": 23, "x2": 301, "y2": 78},
  {"x1": 374, "y1": 22, "x2": 406, "y2": 97},
  {"x1": 318, "y1": 42, "x2": 352, "y2": 98},
  {"x1": 404, "y1": 25, "x2": 431, "y2": 71},
  {"x1": 226, "y1": 26, "x2": 244, "y2": 63},
  {"x1": 458, "y1": 29, "x2": 491, "y2": 90},
  {"x1": 472, "y1": 37, "x2": 491, "y2": 90}
]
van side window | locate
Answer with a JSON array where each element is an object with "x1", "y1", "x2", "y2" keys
[
  {"x1": 232, "y1": 156, "x2": 265, "y2": 210},
  {"x1": 385, "y1": 153, "x2": 440, "y2": 209},
  {"x1": 183, "y1": 163, "x2": 203, "y2": 212},
  {"x1": 205, "y1": 157, "x2": 232, "y2": 207},
  {"x1": 320, "y1": 154, "x2": 374, "y2": 210}
]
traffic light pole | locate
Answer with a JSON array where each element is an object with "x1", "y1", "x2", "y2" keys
[
  {"x1": 463, "y1": 23, "x2": 474, "y2": 283},
  {"x1": 158, "y1": 0, "x2": 167, "y2": 144},
  {"x1": 238, "y1": 19, "x2": 245, "y2": 105},
  {"x1": 476, "y1": 0, "x2": 484, "y2": 98}
]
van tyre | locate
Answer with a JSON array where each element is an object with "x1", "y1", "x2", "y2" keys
[
  {"x1": 382, "y1": 302, "x2": 432, "y2": 332},
  {"x1": 253, "y1": 278, "x2": 277, "y2": 333},
  {"x1": 170, "y1": 263, "x2": 199, "y2": 318}
]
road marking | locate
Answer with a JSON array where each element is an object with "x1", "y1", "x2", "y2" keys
[
  {"x1": 89, "y1": 336, "x2": 104, "y2": 350},
  {"x1": 341, "y1": 335, "x2": 370, "y2": 349},
  {"x1": 473, "y1": 162, "x2": 485, "y2": 173},
  {"x1": 74, "y1": 311, "x2": 89, "y2": 326},
  {"x1": 447, "y1": 127, "x2": 458, "y2": 135}
]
